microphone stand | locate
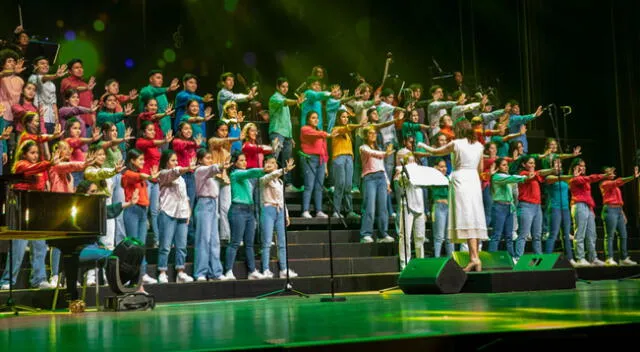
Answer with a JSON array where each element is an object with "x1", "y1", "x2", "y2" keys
[
  {"x1": 380, "y1": 161, "x2": 411, "y2": 293},
  {"x1": 299, "y1": 153, "x2": 348, "y2": 302},
  {"x1": 257, "y1": 168, "x2": 309, "y2": 299}
]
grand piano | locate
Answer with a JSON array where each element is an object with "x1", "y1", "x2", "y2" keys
[{"x1": 0, "y1": 186, "x2": 106, "y2": 303}]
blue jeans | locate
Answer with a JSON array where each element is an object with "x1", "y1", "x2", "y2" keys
[
  {"x1": 123, "y1": 205, "x2": 148, "y2": 275},
  {"x1": 182, "y1": 172, "x2": 196, "y2": 237},
  {"x1": 488, "y1": 203, "x2": 515, "y2": 257},
  {"x1": 432, "y1": 202, "x2": 454, "y2": 257},
  {"x1": 261, "y1": 205, "x2": 287, "y2": 271},
  {"x1": 218, "y1": 184, "x2": 231, "y2": 241},
  {"x1": 111, "y1": 173, "x2": 126, "y2": 245},
  {"x1": 45, "y1": 122, "x2": 56, "y2": 134},
  {"x1": 270, "y1": 133, "x2": 293, "y2": 185},
  {"x1": 482, "y1": 186, "x2": 493, "y2": 228},
  {"x1": 360, "y1": 172, "x2": 389, "y2": 239},
  {"x1": 332, "y1": 155, "x2": 353, "y2": 214},
  {"x1": 544, "y1": 207, "x2": 573, "y2": 260},
  {"x1": 194, "y1": 197, "x2": 223, "y2": 279},
  {"x1": 225, "y1": 204, "x2": 257, "y2": 273},
  {"x1": 51, "y1": 247, "x2": 61, "y2": 276},
  {"x1": 0, "y1": 240, "x2": 47, "y2": 287},
  {"x1": 572, "y1": 202, "x2": 597, "y2": 262},
  {"x1": 302, "y1": 155, "x2": 325, "y2": 213},
  {"x1": 147, "y1": 181, "x2": 160, "y2": 245},
  {"x1": 158, "y1": 211, "x2": 188, "y2": 271},
  {"x1": 515, "y1": 201, "x2": 543, "y2": 258},
  {"x1": 602, "y1": 206, "x2": 628, "y2": 259}
]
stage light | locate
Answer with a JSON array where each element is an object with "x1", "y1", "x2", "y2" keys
[
  {"x1": 56, "y1": 20, "x2": 64, "y2": 28},
  {"x1": 25, "y1": 209, "x2": 29, "y2": 224},
  {"x1": 93, "y1": 20, "x2": 106, "y2": 32},
  {"x1": 58, "y1": 39, "x2": 100, "y2": 77},
  {"x1": 224, "y1": 0, "x2": 239, "y2": 12},
  {"x1": 243, "y1": 52, "x2": 257, "y2": 67},
  {"x1": 163, "y1": 49, "x2": 176, "y2": 63},
  {"x1": 157, "y1": 59, "x2": 166, "y2": 68},
  {"x1": 71, "y1": 206, "x2": 78, "y2": 218},
  {"x1": 225, "y1": 40, "x2": 233, "y2": 48},
  {"x1": 125, "y1": 59, "x2": 134, "y2": 69},
  {"x1": 64, "y1": 30, "x2": 76, "y2": 41}
]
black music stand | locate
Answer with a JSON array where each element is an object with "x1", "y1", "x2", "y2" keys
[{"x1": 0, "y1": 175, "x2": 40, "y2": 315}]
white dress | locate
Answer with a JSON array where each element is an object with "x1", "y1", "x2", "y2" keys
[{"x1": 448, "y1": 139, "x2": 488, "y2": 242}]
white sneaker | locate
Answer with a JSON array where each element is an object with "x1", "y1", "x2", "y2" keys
[
  {"x1": 36, "y1": 281, "x2": 55, "y2": 289},
  {"x1": 49, "y1": 275, "x2": 59, "y2": 288},
  {"x1": 158, "y1": 272, "x2": 169, "y2": 284},
  {"x1": 142, "y1": 274, "x2": 158, "y2": 284},
  {"x1": 569, "y1": 259, "x2": 578, "y2": 267},
  {"x1": 621, "y1": 257, "x2": 638, "y2": 266},
  {"x1": 301, "y1": 211, "x2": 312, "y2": 219},
  {"x1": 360, "y1": 236, "x2": 374, "y2": 243},
  {"x1": 332, "y1": 212, "x2": 341, "y2": 219},
  {"x1": 316, "y1": 211, "x2": 328, "y2": 218},
  {"x1": 591, "y1": 258, "x2": 606, "y2": 266},
  {"x1": 248, "y1": 270, "x2": 265, "y2": 280},
  {"x1": 575, "y1": 259, "x2": 592, "y2": 267},
  {"x1": 513, "y1": 257, "x2": 519, "y2": 265},
  {"x1": 86, "y1": 269, "x2": 97, "y2": 286},
  {"x1": 224, "y1": 270, "x2": 236, "y2": 280},
  {"x1": 0, "y1": 284, "x2": 9, "y2": 290},
  {"x1": 214, "y1": 274, "x2": 233, "y2": 281},
  {"x1": 176, "y1": 272, "x2": 194, "y2": 283},
  {"x1": 391, "y1": 213, "x2": 397, "y2": 219},
  {"x1": 262, "y1": 269, "x2": 274, "y2": 279},
  {"x1": 605, "y1": 258, "x2": 618, "y2": 266},
  {"x1": 196, "y1": 276, "x2": 207, "y2": 282},
  {"x1": 376, "y1": 235, "x2": 395, "y2": 243},
  {"x1": 279, "y1": 269, "x2": 298, "y2": 278}
]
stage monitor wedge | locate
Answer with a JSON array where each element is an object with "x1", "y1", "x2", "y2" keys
[
  {"x1": 398, "y1": 257, "x2": 467, "y2": 294},
  {"x1": 513, "y1": 253, "x2": 573, "y2": 271}
]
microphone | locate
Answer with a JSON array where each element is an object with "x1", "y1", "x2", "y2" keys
[
  {"x1": 432, "y1": 57, "x2": 443, "y2": 73},
  {"x1": 297, "y1": 150, "x2": 312, "y2": 159}
]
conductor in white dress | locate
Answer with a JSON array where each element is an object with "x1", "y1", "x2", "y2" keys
[{"x1": 422, "y1": 119, "x2": 488, "y2": 272}]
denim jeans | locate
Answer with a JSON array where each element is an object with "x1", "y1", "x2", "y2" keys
[
  {"x1": 270, "y1": 133, "x2": 293, "y2": 185},
  {"x1": 225, "y1": 204, "x2": 257, "y2": 273},
  {"x1": 432, "y1": 202, "x2": 454, "y2": 257},
  {"x1": 44, "y1": 122, "x2": 56, "y2": 134},
  {"x1": 572, "y1": 202, "x2": 597, "y2": 262},
  {"x1": 147, "y1": 181, "x2": 160, "y2": 245},
  {"x1": 602, "y1": 206, "x2": 628, "y2": 259},
  {"x1": 50, "y1": 247, "x2": 61, "y2": 276},
  {"x1": 515, "y1": 201, "x2": 543, "y2": 258},
  {"x1": 111, "y1": 173, "x2": 127, "y2": 245},
  {"x1": 332, "y1": 155, "x2": 353, "y2": 214},
  {"x1": 194, "y1": 197, "x2": 223, "y2": 279},
  {"x1": 302, "y1": 155, "x2": 325, "y2": 213},
  {"x1": 182, "y1": 172, "x2": 196, "y2": 237},
  {"x1": 488, "y1": 203, "x2": 515, "y2": 257},
  {"x1": 0, "y1": 240, "x2": 47, "y2": 287},
  {"x1": 218, "y1": 183, "x2": 231, "y2": 241},
  {"x1": 123, "y1": 204, "x2": 148, "y2": 275},
  {"x1": 544, "y1": 207, "x2": 573, "y2": 260},
  {"x1": 360, "y1": 172, "x2": 389, "y2": 239},
  {"x1": 261, "y1": 205, "x2": 287, "y2": 271},
  {"x1": 158, "y1": 211, "x2": 188, "y2": 271},
  {"x1": 482, "y1": 186, "x2": 493, "y2": 228}
]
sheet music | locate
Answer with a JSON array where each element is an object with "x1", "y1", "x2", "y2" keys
[{"x1": 403, "y1": 163, "x2": 449, "y2": 187}]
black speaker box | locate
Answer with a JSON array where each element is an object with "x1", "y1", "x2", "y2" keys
[{"x1": 398, "y1": 257, "x2": 467, "y2": 294}]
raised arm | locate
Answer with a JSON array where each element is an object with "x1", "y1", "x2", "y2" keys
[{"x1": 419, "y1": 141, "x2": 454, "y2": 156}]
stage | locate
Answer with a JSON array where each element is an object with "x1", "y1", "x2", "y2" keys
[{"x1": 1, "y1": 280, "x2": 639, "y2": 351}]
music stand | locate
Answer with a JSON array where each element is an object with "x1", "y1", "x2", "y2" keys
[{"x1": 379, "y1": 163, "x2": 449, "y2": 293}]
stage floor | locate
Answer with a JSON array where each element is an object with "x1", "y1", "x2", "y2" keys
[{"x1": 1, "y1": 280, "x2": 639, "y2": 351}]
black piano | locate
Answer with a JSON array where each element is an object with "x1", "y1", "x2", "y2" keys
[{"x1": 1, "y1": 188, "x2": 106, "y2": 302}]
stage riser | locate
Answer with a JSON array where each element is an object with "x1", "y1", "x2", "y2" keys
[
  {"x1": 0, "y1": 273, "x2": 400, "y2": 310},
  {"x1": 461, "y1": 270, "x2": 577, "y2": 293}
]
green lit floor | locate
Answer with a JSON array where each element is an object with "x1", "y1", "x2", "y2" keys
[{"x1": 1, "y1": 280, "x2": 640, "y2": 351}]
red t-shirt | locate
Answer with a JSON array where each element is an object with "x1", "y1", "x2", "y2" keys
[
  {"x1": 135, "y1": 138, "x2": 160, "y2": 175},
  {"x1": 65, "y1": 137, "x2": 86, "y2": 162},
  {"x1": 569, "y1": 174, "x2": 605, "y2": 209},
  {"x1": 172, "y1": 138, "x2": 198, "y2": 168},
  {"x1": 242, "y1": 142, "x2": 271, "y2": 169},
  {"x1": 61, "y1": 76, "x2": 94, "y2": 126},
  {"x1": 137, "y1": 112, "x2": 164, "y2": 139},
  {"x1": 600, "y1": 179, "x2": 625, "y2": 206},
  {"x1": 300, "y1": 126, "x2": 329, "y2": 163},
  {"x1": 12, "y1": 160, "x2": 51, "y2": 191},
  {"x1": 518, "y1": 170, "x2": 543, "y2": 204},
  {"x1": 121, "y1": 170, "x2": 150, "y2": 206}
]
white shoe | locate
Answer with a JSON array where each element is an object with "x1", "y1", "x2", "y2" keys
[
  {"x1": 569, "y1": 259, "x2": 578, "y2": 267},
  {"x1": 391, "y1": 213, "x2": 397, "y2": 219},
  {"x1": 213, "y1": 274, "x2": 233, "y2": 281},
  {"x1": 301, "y1": 211, "x2": 312, "y2": 219},
  {"x1": 513, "y1": 257, "x2": 519, "y2": 265},
  {"x1": 575, "y1": 259, "x2": 592, "y2": 267},
  {"x1": 248, "y1": 270, "x2": 265, "y2": 280},
  {"x1": 176, "y1": 272, "x2": 194, "y2": 283},
  {"x1": 360, "y1": 236, "x2": 374, "y2": 243},
  {"x1": 196, "y1": 276, "x2": 207, "y2": 282},
  {"x1": 621, "y1": 257, "x2": 638, "y2": 266},
  {"x1": 316, "y1": 211, "x2": 328, "y2": 218},
  {"x1": 0, "y1": 284, "x2": 9, "y2": 290},
  {"x1": 86, "y1": 269, "x2": 96, "y2": 286},
  {"x1": 262, "y1": 269, "x2": 274, "y2": 279},
  {"x1": 36, "y1": 281, "x2": 55, "y2": 289},
  {"x1": 224, "y1": 270, "x2": 236, "y2": 280},
  {"x1": 279, "y1": 269, "x2": 298, "y2": 278},
  {"x1": 332, "y1": 212, "x2": 341, "y2": 219},
  {"x1": 158, "y1": 272, "x2": 169, "y2": 284},
  {"x1": 591, "y1": 258, "x2": 606, "y2": 266},
  {"x1": 605, "y1": 258, "x2": 618, "y2": 266},
  {"x1": 142, "y1": 274, "x2": 158, "y2": 284},
  {"x1": 376, "y1": 235, "x2": 395, "y2": 243},
  {"x1": 49, "y1": 275, "x2": 59, "y2": 288}
]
